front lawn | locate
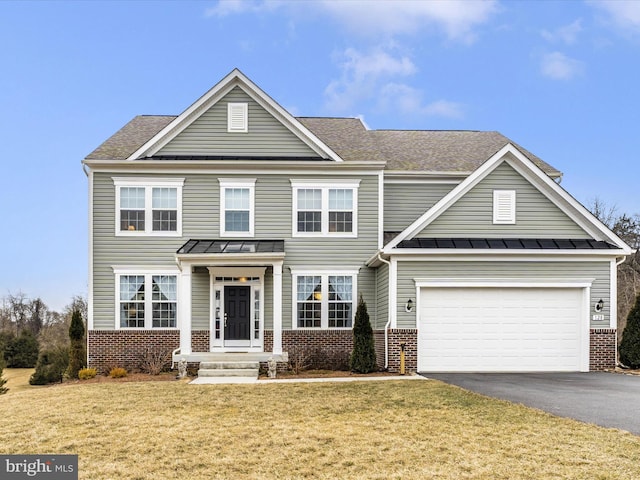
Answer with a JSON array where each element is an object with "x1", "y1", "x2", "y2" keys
[{"x1": 1, "y1": 379, "x2": 639, "y2": 479}]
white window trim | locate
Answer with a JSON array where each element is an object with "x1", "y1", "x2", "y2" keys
[
  {"x1": 112, "y1": 266, "x2": 180, "y2": 330},
  {"x1": 113, "y1": 177, "x2": 184, "y2": 236},
  {"x1": 227, "y1": 102, "x2": 248, "y2": 133},
  {"x1": 290, "y1": 267, "x2": 359, "y2": 330},
  {"x1": 219, "y1": 178, "x2": 256, "y2": 237},
  {"x1": 493, "y1": 189, "x2": 516, "y2": 224},
  {"x1": 290, "y1": 179, "x2": 360, "y2": 238}
]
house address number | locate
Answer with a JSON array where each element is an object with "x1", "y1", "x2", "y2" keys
[{"x1": 592, "y1": 314, "x2": 605, "y2": 321}]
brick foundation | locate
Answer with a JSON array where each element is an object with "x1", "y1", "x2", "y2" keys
[
  {"x1": 87, "y1": 330, "x2": 209, "y2": 373},
  {"x1": 89, "y1": 326, "x2": 614, "y2": 374},
  {"x1": 590, "y1": 328, "x2": 617, "y2": 371}
]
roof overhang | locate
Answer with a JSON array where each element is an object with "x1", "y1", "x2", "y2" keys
[{"x1": 382, "y1": 144, "x2": 634, "y2": 255}]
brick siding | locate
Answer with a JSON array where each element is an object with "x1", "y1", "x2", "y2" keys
[
  {"x1": 590, "y1": 328, "x2": 616, "y2": 371},
  {"x1": 386, "y1": 329, "x2": 418, "y2": 373},
  {"x1": 87, "y1": 330, "x2": 208, "y2": 373},
  {"x1": 89, "y1": 326, "x2": 614, "y2": 373}
]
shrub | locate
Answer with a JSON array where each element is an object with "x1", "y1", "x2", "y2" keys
[
  {"x1": 67, "y1": 308, "x2": 86, "y2": 379},
  {"x1": 287, "y1": 346, "x2": 313, "y2": 374},
  {"x1": 139, "y1": 347, "x2": 170, "y2": 375},
  {"x1": 0, "y1": 357, "x2": 8, "y2": 395},
  {"x1": 350, "y1": 296, "x2": 377, "y2": 374},
  {"x1": 29, "y1": 347, "x2": 69, "y2": 385},
  {"x1": 78, "y1": 368, "x2": 97, "y2": 380},
  {"x1": 5, "y1": 330, "x2": 39, "y2": 368},
  {"x1": 109, "y1": 367, "x2": 128, "y2": 378},
  {"x1": 620, "y1": 294, "x2": 640, "y2": 368}
]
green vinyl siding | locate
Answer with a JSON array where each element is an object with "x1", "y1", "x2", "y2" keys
[
  {"x1": 92, "y1": 170, "x2": 380, "y2": 330},
  {"x1": 375, "y1": 263, "x2": 389, "y2": 330},
  {"x1": 394, "y1": 260, "x2": 611, "y2": 329},
  {"x1": 157, "y1": 87, "x2": 318, "y2": 158},
  {"x1": 420, "y1": 162, "x2": 588, "y2": 238},
  {"x1": 384, "y1": 182, "x2": 455, "y2": 232}
]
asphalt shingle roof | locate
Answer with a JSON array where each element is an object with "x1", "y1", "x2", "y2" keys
[{"x1": 85, "y1": 115, "x2": 560, "y2": 176}]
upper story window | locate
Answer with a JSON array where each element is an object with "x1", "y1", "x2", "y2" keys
[
  {"x1": 493, "y1": 189, "x2": 516, "y2": 224},
  {"x1": 291, "y1": 180, "x2": 360, "y2": 237},
  {"x1": 113, "y1": 178, "x2": 184, "y2": 236},
  {"x1": 114, "y1": 268, "x2": 178, "y2": 329},
  {"x1": 220, "y1": 178, "x2": 256, "y2": 237},
  {"x1": 227, "y1": 102, "x2": 248, "y2": 132}
]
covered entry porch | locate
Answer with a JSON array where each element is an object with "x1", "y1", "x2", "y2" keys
[{"x1": 174, "y1": 240, "x2": 286, "y2": 363}]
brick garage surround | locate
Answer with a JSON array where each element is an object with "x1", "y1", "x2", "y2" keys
[
  {"x1": 87, "y1": 330, "x2": 209, "y2": 373},
  {"x1": 590, "y1": 328, "x2": 616, "y2": 371}
]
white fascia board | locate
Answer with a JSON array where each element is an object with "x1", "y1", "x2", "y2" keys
[
  {"x1": 126, "y1": 68, "x2": 344, "y2": 163},
  {"x1": 383, "y1": 143, "x2": 633, "y2": 255},
  {"x1": 414, "y1": 278, "x2": 595, "y2": 288},
  {"x1": 84, "y1": 159, "x2": 385, "y2": 173},
  {"x1": 384, "y1": 143, "x2": 518, "y2": 251},
  {"x1": 175, "y1": 252, "x2": 286, "y2": 265},
  {"x1": 502, "y1": 152, "x2": 633, "y2": 253}
]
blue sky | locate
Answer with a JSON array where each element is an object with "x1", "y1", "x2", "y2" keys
[{"x1": 1, "y1": 0, "x2": 639, "y2": 311}]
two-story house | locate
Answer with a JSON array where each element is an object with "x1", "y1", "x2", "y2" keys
[{"x1": 83, "y1": 69, "x2": 632, "y2": 374}]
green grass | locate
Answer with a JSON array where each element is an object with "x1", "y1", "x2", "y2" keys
[{"x1": 1, "y1": 379, "x2": 639, "y2": 479}]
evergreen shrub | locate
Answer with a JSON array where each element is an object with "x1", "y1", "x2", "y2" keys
[{"x1": 620, "y1": 294, "x2": 640, "y2": 368}]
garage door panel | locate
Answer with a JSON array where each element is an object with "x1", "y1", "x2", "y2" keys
[{"x1": 419, "y1": 287, "x2": 584, "y2": 372}]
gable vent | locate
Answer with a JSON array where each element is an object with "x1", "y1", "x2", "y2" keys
[
  {"x1": 228, "y1": 102, "x2": 248, "y2": 132},
  {"x1": 493, "y1": 190, "x2": 516, "y2": 224}
]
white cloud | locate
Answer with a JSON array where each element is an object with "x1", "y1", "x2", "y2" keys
[
  {"x1": 324, "y1": 48, "x2": 417, "y2": 112},
  {"x1": 540, "y1": 52, "x2": 585, "y2": 80},
  {"x1": 204, "y1": 0, "x2": 281, "y2": 18},
  {"x1": 318, "y1": 0, "x2": 498, "y2": 43},
  {"x1": 379, "y1": 83, "x2": 463, "y2": 118},
  {"x1": 205, "y1": 0, "x2": 498, "y2": 43},
  {"x1": 325, "y1": 49, "x2": 463, "y2": 119},
  {"x1": 589, "y1": 0, "x2": 640, "y2": 32},
  {"x1": 541, "y1": 19, "x2": 583, "y2": 44}
]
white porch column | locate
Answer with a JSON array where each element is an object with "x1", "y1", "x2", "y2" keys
[
  {"x1": 179, "y1": 263, "x2": 192, "y2": 355},
  {"x1": 272, "y1": 261, "x2": 283, "y2": 355}
]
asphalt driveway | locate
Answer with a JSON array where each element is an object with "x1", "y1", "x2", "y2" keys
[{"x1": 424, "y1": 372, "x2": 640, "y2": 436}]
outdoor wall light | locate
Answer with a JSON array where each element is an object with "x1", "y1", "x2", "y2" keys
[
  {"x1": 405, "y1": 299, "x2": 414, "y2": 313},
  {"x1": 595, "y1": 299, "x2": 604, "y2": 312}
]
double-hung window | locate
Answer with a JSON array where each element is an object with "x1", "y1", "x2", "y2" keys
[
  {"x1": 219, "y1": 179, "x2": 255, "y2": 237},
  {"x1": 291, "y1": 180, "x2": 359, "y2": 237},
  {"x1": 115, "y1": 269, "x2": 178, "y2": 329},
  {"x1": 292, "y1": 269, "x2": 358, "y2": 329},
  {"x1": 113, "y1": 178, "x2": 184, "y2": 236}
]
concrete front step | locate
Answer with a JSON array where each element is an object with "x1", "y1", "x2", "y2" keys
[
  {"x1": 200, "y1": 361, "x2": 260, "y2": 370},
  {"x1": 197, "y1": 361, "x2": 259, "y2": 379}
]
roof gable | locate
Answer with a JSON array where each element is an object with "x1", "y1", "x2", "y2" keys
[
  {"x1": 155, "y1": 86, "x2": 319, "y2": 158},
  {"x1": 417, "y1": 162, "x2": 589, "y2": 238},
  {"x1": 384, "y1": 144, "x2": 632, "y2": 253},
  {"x1": 126, "y1": 69, "x2": 343, "y2": 162}
]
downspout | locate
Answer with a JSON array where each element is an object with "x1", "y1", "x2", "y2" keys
[{"x1": 377, "y1": 253, "x2": 392, "y2": 369}]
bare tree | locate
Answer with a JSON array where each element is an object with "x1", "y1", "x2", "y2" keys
[{"x1": 587, "y1": 198, "x2": 640, "y2": 338}]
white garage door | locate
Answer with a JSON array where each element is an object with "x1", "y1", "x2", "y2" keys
[{"x1": 418, "y1": 287, "x2": 586, "y2": 372}]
